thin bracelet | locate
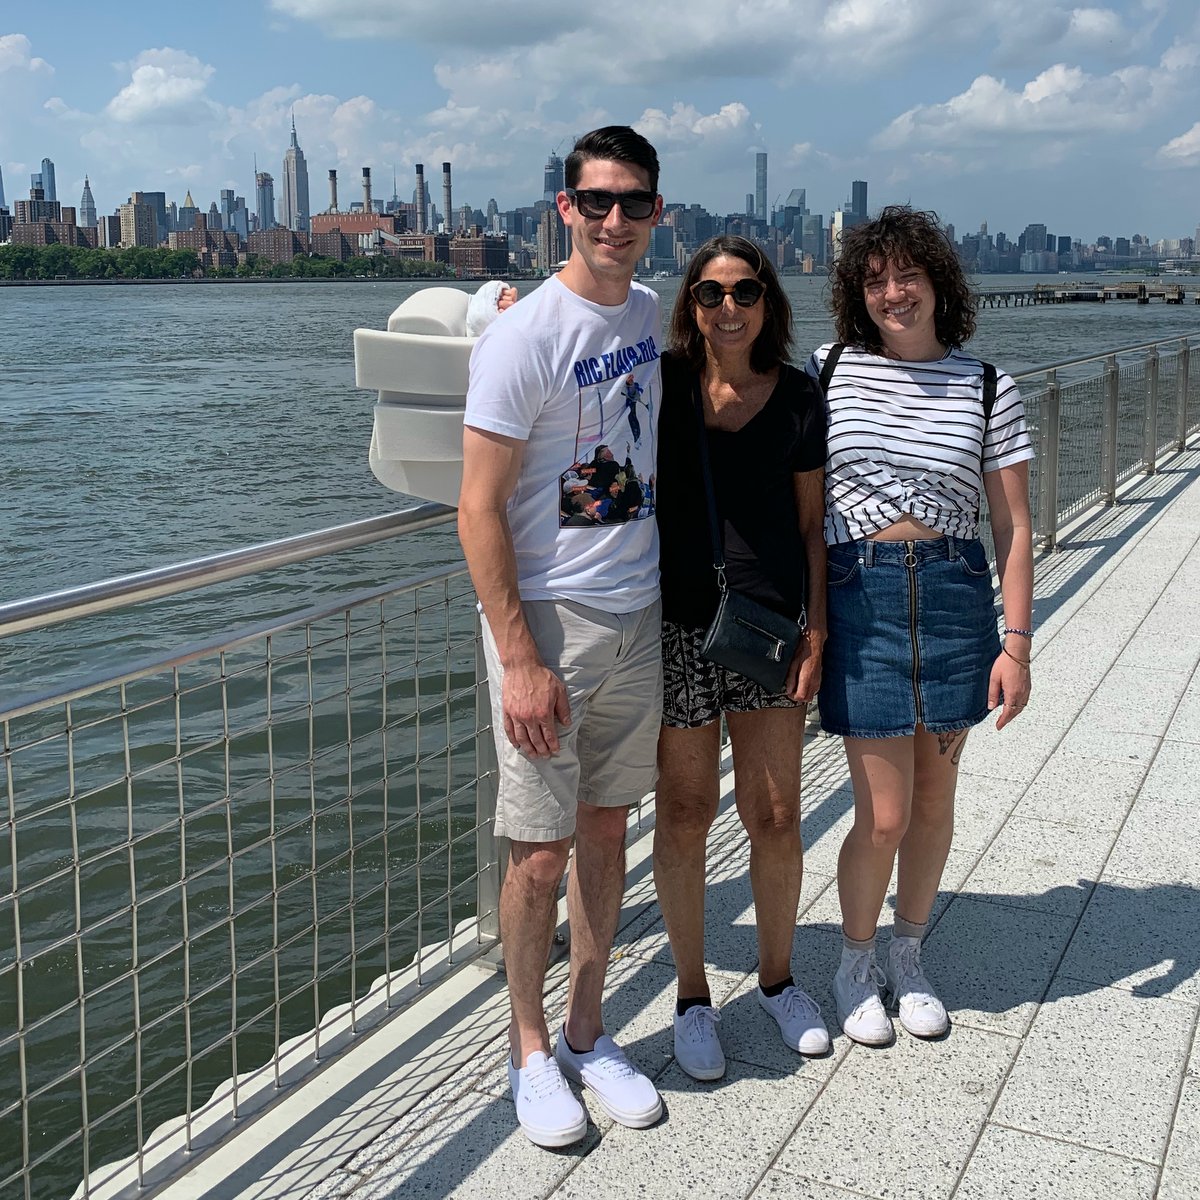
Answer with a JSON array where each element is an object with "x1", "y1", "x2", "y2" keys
[
  {"x1": 1001, "y1": 646, "x2": 1030, "y2": 668},
  {"x1": 1004, "y1": 626, "x2": 1034, "y2": 638}
]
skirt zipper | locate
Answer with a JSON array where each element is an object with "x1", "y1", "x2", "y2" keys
[{"x1": 905, "y1": 541, "x2": 923, "y2": 726}]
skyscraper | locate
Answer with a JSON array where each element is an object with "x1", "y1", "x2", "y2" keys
[
  {"x1": 79, "y1": 176, "x2": 97, "y2": 228},
  {"x1": 755, "y1": 152, "x2": 768, "y2": 224},
  {"x1": 256, "y1": 171, "x2": 276, "y2": 231},
  {"x1": 281, "y1": 114, "x2": 310, "y2": 233},
  {"x1": 851, "y1": 180, "x2": 868, "y2": 218},
  {"x1": 543, "y1": 152, "x2": 564, "y2": 204},
  {"x1": 40, "y1": 157, "x2": 57, "y2": 203},
  {"x1": 0, "y1": 163, "x2": 7, "y2": 210}
]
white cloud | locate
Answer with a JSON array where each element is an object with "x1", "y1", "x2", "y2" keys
[
  {"x1": 0, "y1": 33, "x2": 52, "y2": 74},
  {"x1": 1157, "y1": 121, "x2": 1200, "y2": 167},
  {"x1": 106, "y1": 49, "x2": 218, "y2": 124}
]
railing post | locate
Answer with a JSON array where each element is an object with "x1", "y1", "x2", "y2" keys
[
  {"x1": 1143, "y1": 345, "x2": 1159, "y2": 473},
  {"x1": 1101, "y1": 355, "x2": 1119, "y2": 505},
  {"x1": 1037, "y1": 369, "x2": 1061, "y2": 551},
  {"x1": 473, "y1": 612, "x2": 502, "y2": 948},
  {"x1": 1177, "y1": 338, "x2": 1191, "y2": 450}
]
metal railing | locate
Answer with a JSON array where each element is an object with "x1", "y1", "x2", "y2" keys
[{"x1": 1, "y1": 332, "x2": 1198, "y2": 1200}]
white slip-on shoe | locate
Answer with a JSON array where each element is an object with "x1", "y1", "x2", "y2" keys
[
  {"x1": 554, "y1": 1028, "x2": 663, "y2": 1127},
  {"x1": 507, "y1": 1051, "x2": 588, "y2": 1148},
  {"x1": 885, "y1": 935, "x2": 949, "y2": 1038},
  {"x1": 673, "y1": 1004, "x2": 725, "y2": 1081},
  {"x1": 758, "y1": 984, "x2": 831, "y2": 1056},
  {"x1": 833, "y1": 946, "x2": 894, "y2": 1046}
]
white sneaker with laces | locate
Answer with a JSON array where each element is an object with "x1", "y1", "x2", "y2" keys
[
  {"x1": 554, "y1": 1028, "x2": 663, "y2": 1127},
  {"x1": 758, "y1": 984, "x2": 831, "y2": 1056},
  {"x1": 885, "y1": 935, "x2": 949, "y2": 1037},
  {"x1": 507, "y1": 1051, "x2": 588, "y2": 1147},
  {"x1": 673, "y1": 1004, "x2": 725, "y2": 1080},
  {"x1": 833, "y1": 946, "x2": 894, "y2": 1046}
]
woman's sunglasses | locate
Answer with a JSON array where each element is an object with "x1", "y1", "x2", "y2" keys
[
  {"x1": 690, "y1": 278, "x2": 766, "y2": 309},
  {"x1": 565, "y1": 188, "x2": 657, "y2": 220}
]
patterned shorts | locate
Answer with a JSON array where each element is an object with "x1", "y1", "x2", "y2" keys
[{"x1": 662, "y1": 619, "x2": 800, "y2": 729}]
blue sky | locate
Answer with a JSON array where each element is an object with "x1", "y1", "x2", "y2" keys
[{"x1": 2, "y1": 0, "x2": 1198, "y2": 243}]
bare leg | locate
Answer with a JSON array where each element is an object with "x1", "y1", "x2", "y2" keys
[
  {"x1": 503, "y1": 837, "x2": 571, "y2": 1066},
  {"x1": 562, "y1": 800, "x2": 630, "y2": 1052},
  {"x1": 725, "y1": 707, "x2": 807, "y2": 986},
  {"x1": 895, "y1": 726, "x2": 966, "y2": 925},
  {"x1": 653, "y1": 722, "x2": 722, "y2": 999},
  {"x1": 837, "y1": 736, "x2": 917, "y2": 941}
]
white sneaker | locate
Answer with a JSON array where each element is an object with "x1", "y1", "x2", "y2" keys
[
  {"x1": 507, "y1": 1051, "x2": 587, "y2": 1147},
  {"x1": 833, "y1": 946, "x2": 894, "y2": 1046},
  {"x1": 885, "y1": 935, "x2": 949, "y2": 1038},
  {"x1": 758, "y1": 985, "x2": 831, "y2": 1056},
  {"x1": 673, "y1": 1004, "x2": 725, "y2": 1081},
  {"x1": 554, "y1": 1028, "x2": 663, "y2": 1128}
]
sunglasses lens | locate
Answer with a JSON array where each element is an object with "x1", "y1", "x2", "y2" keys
[
  {"x1": 573, "y1": 190, "x2": 655, "y2": 219},
  {"x1": 617, "y1": 195, "x2": 655, "y2": 219},
  {"x1": 692, "y1": 281, "x2": 725, "y2": 307},
  {"x1": 574, "y1": 190, "x2": 611, "y2": 218},
  {"x1": 733, "y1": 280, "x2": 765, "y2": 306}
]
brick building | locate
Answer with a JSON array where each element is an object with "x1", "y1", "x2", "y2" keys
[
  {"x1": 449, "y1": 230, "x2": 509, "y2": 276},
  {"x1": 247, "y1": 227, "x2": 309, "y2": 265}
]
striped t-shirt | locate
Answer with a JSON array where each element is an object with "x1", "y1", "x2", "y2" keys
[{"x1": 805, "y1": 344, "x2": 1034, "y2": 544}]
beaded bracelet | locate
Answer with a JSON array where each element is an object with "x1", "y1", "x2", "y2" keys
[{"x1": 1004, "y1": 627, "x2": 1034, "y2": 638}]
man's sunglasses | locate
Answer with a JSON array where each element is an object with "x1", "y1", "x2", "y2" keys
[
  {"x1": 565, "y1": 188, "x2": 657, "y2": 220},
  {"x1": 690, "y1": 278, "x2": 766, "y2": 309}
]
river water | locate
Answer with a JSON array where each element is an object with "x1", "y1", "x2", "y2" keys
[{"x1": 2, "y1": 273, "x2": 1198, "y2": 1197}]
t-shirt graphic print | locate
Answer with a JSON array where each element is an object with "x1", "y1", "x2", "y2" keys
[{"x1": 561, "y1": 348, "x2": 659, "y2": 528}]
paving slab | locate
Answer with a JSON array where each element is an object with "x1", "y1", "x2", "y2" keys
[
  {"x1": 771, "y1": 1024, "x2": 1017, "y2": 1200},
  {"x1": 552, "y1": 1060, "x2": 822, "y2": 1200},
  {"x1": 1160, "y1": 1025, "x2": 1200, "y2": 1200},
  {"x1": 1105, "y1": 799, "x2": 1200, "y2": 886},
  {"x1": 1076, "y1": 665, "x2": 1192, "y2": 737},
  {"x1": 954, "y1": 1125, "x2": 1159, "y2": 1199},
  {"x1": 1012, "y1": 749, "x2": 1146, "y2": 831},
  {"x1": 992, "y1": 980, "x2": 1195, "y2": 1163}
]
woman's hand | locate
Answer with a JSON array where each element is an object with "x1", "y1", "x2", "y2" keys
[
  {"x1": 787, "y1": 629, "x2": 824, "y2": 704},
  {"x1": 988, "y1": 645, "x2": 1031, "y2": 730}
]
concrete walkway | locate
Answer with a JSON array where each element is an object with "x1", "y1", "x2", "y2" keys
[{"x1": 170, "y1": 453, "x2": 1200, "y2": 1200}]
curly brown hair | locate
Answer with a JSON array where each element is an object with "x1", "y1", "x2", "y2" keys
[
  {"x1": 667, "y1": 235, "x2": 793, "y2": 374},
  {"x1": 829, "y1": 206, "x2": 975, "y2": 353}
]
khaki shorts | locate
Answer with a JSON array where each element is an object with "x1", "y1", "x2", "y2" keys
[{"x1": 481, "y1": 598, "x2": 663, "y2": 842}]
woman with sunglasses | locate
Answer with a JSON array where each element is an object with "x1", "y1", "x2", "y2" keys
[
  {"x1": 809, "y1": 206, "x2": 1034, "y2": 1046},
  {"x1": 653, "y1": 235, "x2": 829, "y2": 1080}
]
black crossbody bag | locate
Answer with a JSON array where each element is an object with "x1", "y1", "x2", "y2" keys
[{"x1": 692, "y1": 379, "x2": 804, "y2": 693}]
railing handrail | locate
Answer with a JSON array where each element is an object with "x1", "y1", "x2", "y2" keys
[
  {"x1": 1, "y1": 331, "x2": 1196, "y2": 643},
  {"x1": 0, "y1": 503, "x2": 456, "y2": 640}
]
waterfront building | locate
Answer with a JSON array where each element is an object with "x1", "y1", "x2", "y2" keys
[
  {"x1": 14, "y1": 186, "x2": 60, "y2": 225},
  {"x1": 755, "y1": 152, "x2": 767, "y2": 223},
  {"x1": 449, "y1": 229, "x2": 509, "y2": 275},
  {"x1": 309, "y1": 231, "x2": 353, "y2": 261},
  {"x1": 247, "y1": 226, "x2": 307, "y2": 265},
  {"x1": 79, "y1": 177, "x2": 97, "y2": 228},
  {"x1": 385, "y1": 231, "x2": 450, "y2": 263},
  {"x1": 543, "y1": 152, "x2": 564, "y2": 204},
  {"x1": 310, "y1": 210, "x2": 399, "y2": 239},
  {"x1": 98, "y1": 213, "x2": 121, "y2": 247},
  {"x1": 119, "y1": 198, "x2": 158, "y2": 248},
  {"x1": 0, "y1": 207, "x2": 10, "y2": 242},
  {"x1": 256, "y1": 171, "x2": 276, "y2": 231},
  {"x1": 281, "y1": 115, "x2": 311, "y2": 233},
  {"x1": 11, "y1": 204, "x2": 98, "y2": 248},
  {"x1": 136, "y1": 192, "x2": 168, "y2": 241},
  {"x1": 535, "y1": 205, "x2": 565, "y2": 272}
]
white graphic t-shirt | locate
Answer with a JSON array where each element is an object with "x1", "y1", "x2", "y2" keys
[{"x1": 465, "y1": 276, "x2": 662, "y2": 613}]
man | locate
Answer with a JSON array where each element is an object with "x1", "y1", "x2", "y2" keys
[{"x1": 458, "y1": 126, "x2": 665, "y2": 1148}]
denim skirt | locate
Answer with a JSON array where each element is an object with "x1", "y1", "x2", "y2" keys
[{"x1": 818, "y1": 535, "x2": 1000, "y2": 739}]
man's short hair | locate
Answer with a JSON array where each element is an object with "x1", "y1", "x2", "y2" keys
[{"x1": 565, "y1": 126, "x2": 660, "y2": 194}]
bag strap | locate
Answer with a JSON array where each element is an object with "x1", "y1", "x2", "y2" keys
[
  {"x1": 818, "y1": 343, "x2": 845, "y2": 393},
  {"x1": 690, "y1": 377, "x2": 728, "y2": 592},
  {"x1": 981, "y1": 360, "x2": 997, "y2": 423}
]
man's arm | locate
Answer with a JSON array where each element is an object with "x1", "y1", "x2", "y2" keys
[{"x1": 458, "y1": 425, "x2": 571, "y2": 758}]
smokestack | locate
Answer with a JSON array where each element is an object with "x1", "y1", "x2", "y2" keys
[
  {"x1": 362, "y1": 167, "x2": 372, "y2": 214},
  {"x1": 415, "y1": 163, "x2": 426, "y2": 234},
  {"x1": 328, "y1": 169, "x2": 338, "y2": 213},
  {"x1": 442, "y1": 162, "x2": 452, "y2": 235}
]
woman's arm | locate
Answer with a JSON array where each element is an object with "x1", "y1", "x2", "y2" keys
[
  {"x1": 983, "y1": 460, "x2": 1033, "y2": 730},
  {"x1": 787, "y1": 466, "x2": 827, "y2": 703}
]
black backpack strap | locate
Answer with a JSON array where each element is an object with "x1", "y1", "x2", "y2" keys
[
  {"x1": 818, "y1": 343, "x2": 845, "y2": 394},
  {"x1": 981, "y1": 361, "x2": 997, "y2": 424}
]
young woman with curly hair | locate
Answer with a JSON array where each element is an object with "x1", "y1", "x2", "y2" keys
[{"x1": 807, "y1": 206, "x2": 1034, "y2": 1045}]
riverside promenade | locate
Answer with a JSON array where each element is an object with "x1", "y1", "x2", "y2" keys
[{"x1": 160, "y1": 453, "x2": 1200, "y2": 1200}]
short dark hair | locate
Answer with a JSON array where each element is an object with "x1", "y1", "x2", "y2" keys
[
  {"x1": 565, "y1": 126, "x2": 660, "y2": 193},
  {"x1": 667, "y1": 235, "x2": 793, "y2": 374},
  {"x1": 830, "y1": 205, "x2": 975, "y2": 352}
]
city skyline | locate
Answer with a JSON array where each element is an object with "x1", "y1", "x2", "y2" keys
[{"x1": 1, "y1": 1, "x2": 1198, "y2": 240}]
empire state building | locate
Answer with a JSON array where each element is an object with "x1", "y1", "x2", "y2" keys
[{"x1": 281, "y1": 114, "x2": 310, "y2": 233}]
